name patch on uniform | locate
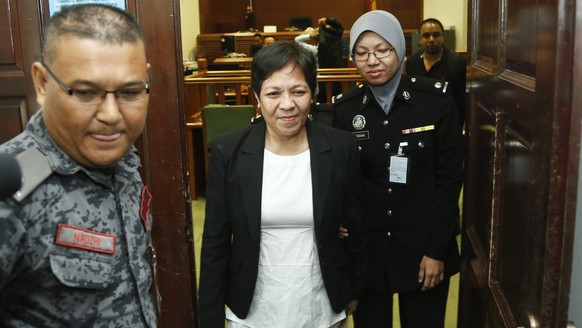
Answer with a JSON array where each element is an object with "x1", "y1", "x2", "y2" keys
[
  {"x1": 55, "y1": 224, "x2": 116, "y2": 255},
  {"x1": 352, "y1": 131, "x2": 370, "y2": 140}
]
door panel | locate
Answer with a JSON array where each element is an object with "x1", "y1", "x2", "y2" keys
[
  {"x1": 460, "y1": 96, "x2": 496, "y2": 327},
  {"x1": 0, "y1": 0, "x2": 41, "y2": 143},
  {"x1": 474, "y1": 0, "x2": 498, "y2": 67},
  {"x1": 461, "y1": 0, "x2": 577, "y2": 327},
  {"x1": 505, "y1": 0, "x2": 537, "y2": 78},
  {"x1": 0, "y1": 100, "x2": 27, "y2": 143}
]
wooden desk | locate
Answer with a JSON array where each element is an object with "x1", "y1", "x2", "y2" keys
[{"x1": 213, "y1": 57, "x2": 253, "y2": 66}]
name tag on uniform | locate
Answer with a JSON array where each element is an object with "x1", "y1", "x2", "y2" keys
[
  {"x1": 55, "y1": 224, "x2": 116, "y2": 255},
  {"x1": 352, "y1": 131, "x2": 370, "y2": 140},
  {"x1": 389, "y1": 156, "x2": 409, "y2": 184}
]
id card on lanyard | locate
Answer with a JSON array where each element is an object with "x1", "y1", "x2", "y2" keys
[{"x1": 389, "y1": 142, "x2": 409, "y2": 184}]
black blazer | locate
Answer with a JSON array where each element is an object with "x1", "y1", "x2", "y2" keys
[{"x1": 198, "y1": 120, "x2": 366, "y2": 328}]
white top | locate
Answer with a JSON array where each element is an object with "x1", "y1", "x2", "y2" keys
[{"x1": 225, "y1": 149, "x2": 345, "y2": 327}]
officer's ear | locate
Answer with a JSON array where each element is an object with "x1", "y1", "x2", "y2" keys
[{"x1": 31, "y1": 62, "x2": 48, "y2": 108}]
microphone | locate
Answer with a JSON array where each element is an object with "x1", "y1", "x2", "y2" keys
[{"x1": 0, "y1": 153, "x2": 23, "y2": 200}]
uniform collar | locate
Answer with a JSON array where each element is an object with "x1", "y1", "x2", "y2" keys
[
  {"x1": 358, "y1": 77, "x2": 414, "y2": 112},
  {"x1": 358, "y1": 84, "x2": 373, "y2": 111},
  {"x1": 28, "y1": 110, "x2": 140, "y2": 183},
  {"x1": 394, "y1": 77, "x2": 414, "y2": 105}
]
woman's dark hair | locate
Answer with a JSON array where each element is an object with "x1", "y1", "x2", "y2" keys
[{"x1": 251, "y1": 41, "x2": 317, "y2": 96}]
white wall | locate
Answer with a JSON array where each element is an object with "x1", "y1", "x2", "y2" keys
[
  {"x1": 424, "y1": 0, "x2": 468, "y2": 51},
  {"x1": 180, "y1": 0, "x2": 200, "y2": 61}
]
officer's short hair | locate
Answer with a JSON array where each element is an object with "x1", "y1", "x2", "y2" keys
[{"x1": 42, "y1": 4, "x2": 146, "y2": 64}]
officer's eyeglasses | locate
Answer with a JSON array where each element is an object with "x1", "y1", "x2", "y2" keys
[
  {"x1": 353, "y1": 48, "x2": 395, "y2": 62},
  {"x1": 42, "y1": 64, "x2": 149, "y2": 105},
  {"x1": 421, "y1": 31, "x2": 443, "y2": 39}
]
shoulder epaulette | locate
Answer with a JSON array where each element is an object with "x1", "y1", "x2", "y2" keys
[
  {"x1": 332, "y1": 84, "x2": 366, "y2": 105},
  {"x1": 406, "y1": 75, "x2": 449, "y2": 96},
  {"x1": 13, "y1": 147, "x2": 53, "y2": 202}
]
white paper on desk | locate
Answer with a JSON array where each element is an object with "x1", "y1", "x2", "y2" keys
[{"x1": 263, "y1": 25, "x2": 277, "y2": 32}]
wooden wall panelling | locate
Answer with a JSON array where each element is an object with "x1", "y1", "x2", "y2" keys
[
  {"x1": 197, "y1": 32, "x2": 339, "y2": 63},
  {"x1": 198, "y1": 0, "x2": 422, "y2": 35},
  {"x1": 197, "y1": 31, "x2": 413, "y2": 64}
]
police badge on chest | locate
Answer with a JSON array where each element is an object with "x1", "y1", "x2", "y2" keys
[{"x1": 351, "y1": 114, "x2": 370, "y2": 140}]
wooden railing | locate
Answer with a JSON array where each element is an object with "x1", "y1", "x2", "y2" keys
[
  {"x1": 184, "y1": 70, "x2": 253, "y2": 120},
  {"x1": 183, "y1": 67, "x2": 363, "y2": 199}
]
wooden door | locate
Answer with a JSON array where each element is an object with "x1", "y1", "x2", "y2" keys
[
  {"x1": 0, "y1": 1, "x2": 197, "y2": 327},
  {"x1": 459, "y1": 0, "x2": 579, "y2": 327},
  {"x1": 0, "y1": 0, "x2": 41, "y2": 143}
]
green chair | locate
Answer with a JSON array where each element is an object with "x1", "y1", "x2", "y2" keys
[{"x1": 201, "y1": 104, "x2": 256, "y2": 173}]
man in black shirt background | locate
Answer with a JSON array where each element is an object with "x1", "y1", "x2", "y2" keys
[{"x1": 406, "y1": 18, "x2": 467, "y2": 125}]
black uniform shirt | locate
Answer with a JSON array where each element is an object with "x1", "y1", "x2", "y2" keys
[
  {"x1": 406, "y1": 47, "x2": 467, "y2": 124},
  {"x1": 332, "y1": 75, "x2": 464, "y2": 292}
]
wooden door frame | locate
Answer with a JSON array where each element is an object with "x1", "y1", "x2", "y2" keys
[{"x1": 136, "y1": 1, "x2": 198, "y2": 326}]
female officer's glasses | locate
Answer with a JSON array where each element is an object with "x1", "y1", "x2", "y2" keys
[
  {"x1": 43, "y1": 64, "x2": 149, "y2": 105},
  {"x1": 353, "y1": 48, "x2": 395, "y2": 62}
]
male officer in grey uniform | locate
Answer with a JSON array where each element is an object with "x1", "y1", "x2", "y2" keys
[
  {"x1": 0, "y1": 4, "x2": 156, "y2": 327},
  {"x1": 333, "y1": 11, "x2": 464, "y2": 328}
]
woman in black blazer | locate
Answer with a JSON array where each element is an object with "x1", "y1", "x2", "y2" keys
[{"x1": 198, "y1": 41, "x2": 366, "y2": 328}]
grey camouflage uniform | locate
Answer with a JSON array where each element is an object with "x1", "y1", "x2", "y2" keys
[{"x1": 0, "y1": 110, "x2": 156, "y2": 327}]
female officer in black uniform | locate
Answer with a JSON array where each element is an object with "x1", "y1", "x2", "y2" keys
[{"x1": 332, "y1": 10, "x2": 464, "y2": 328}]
